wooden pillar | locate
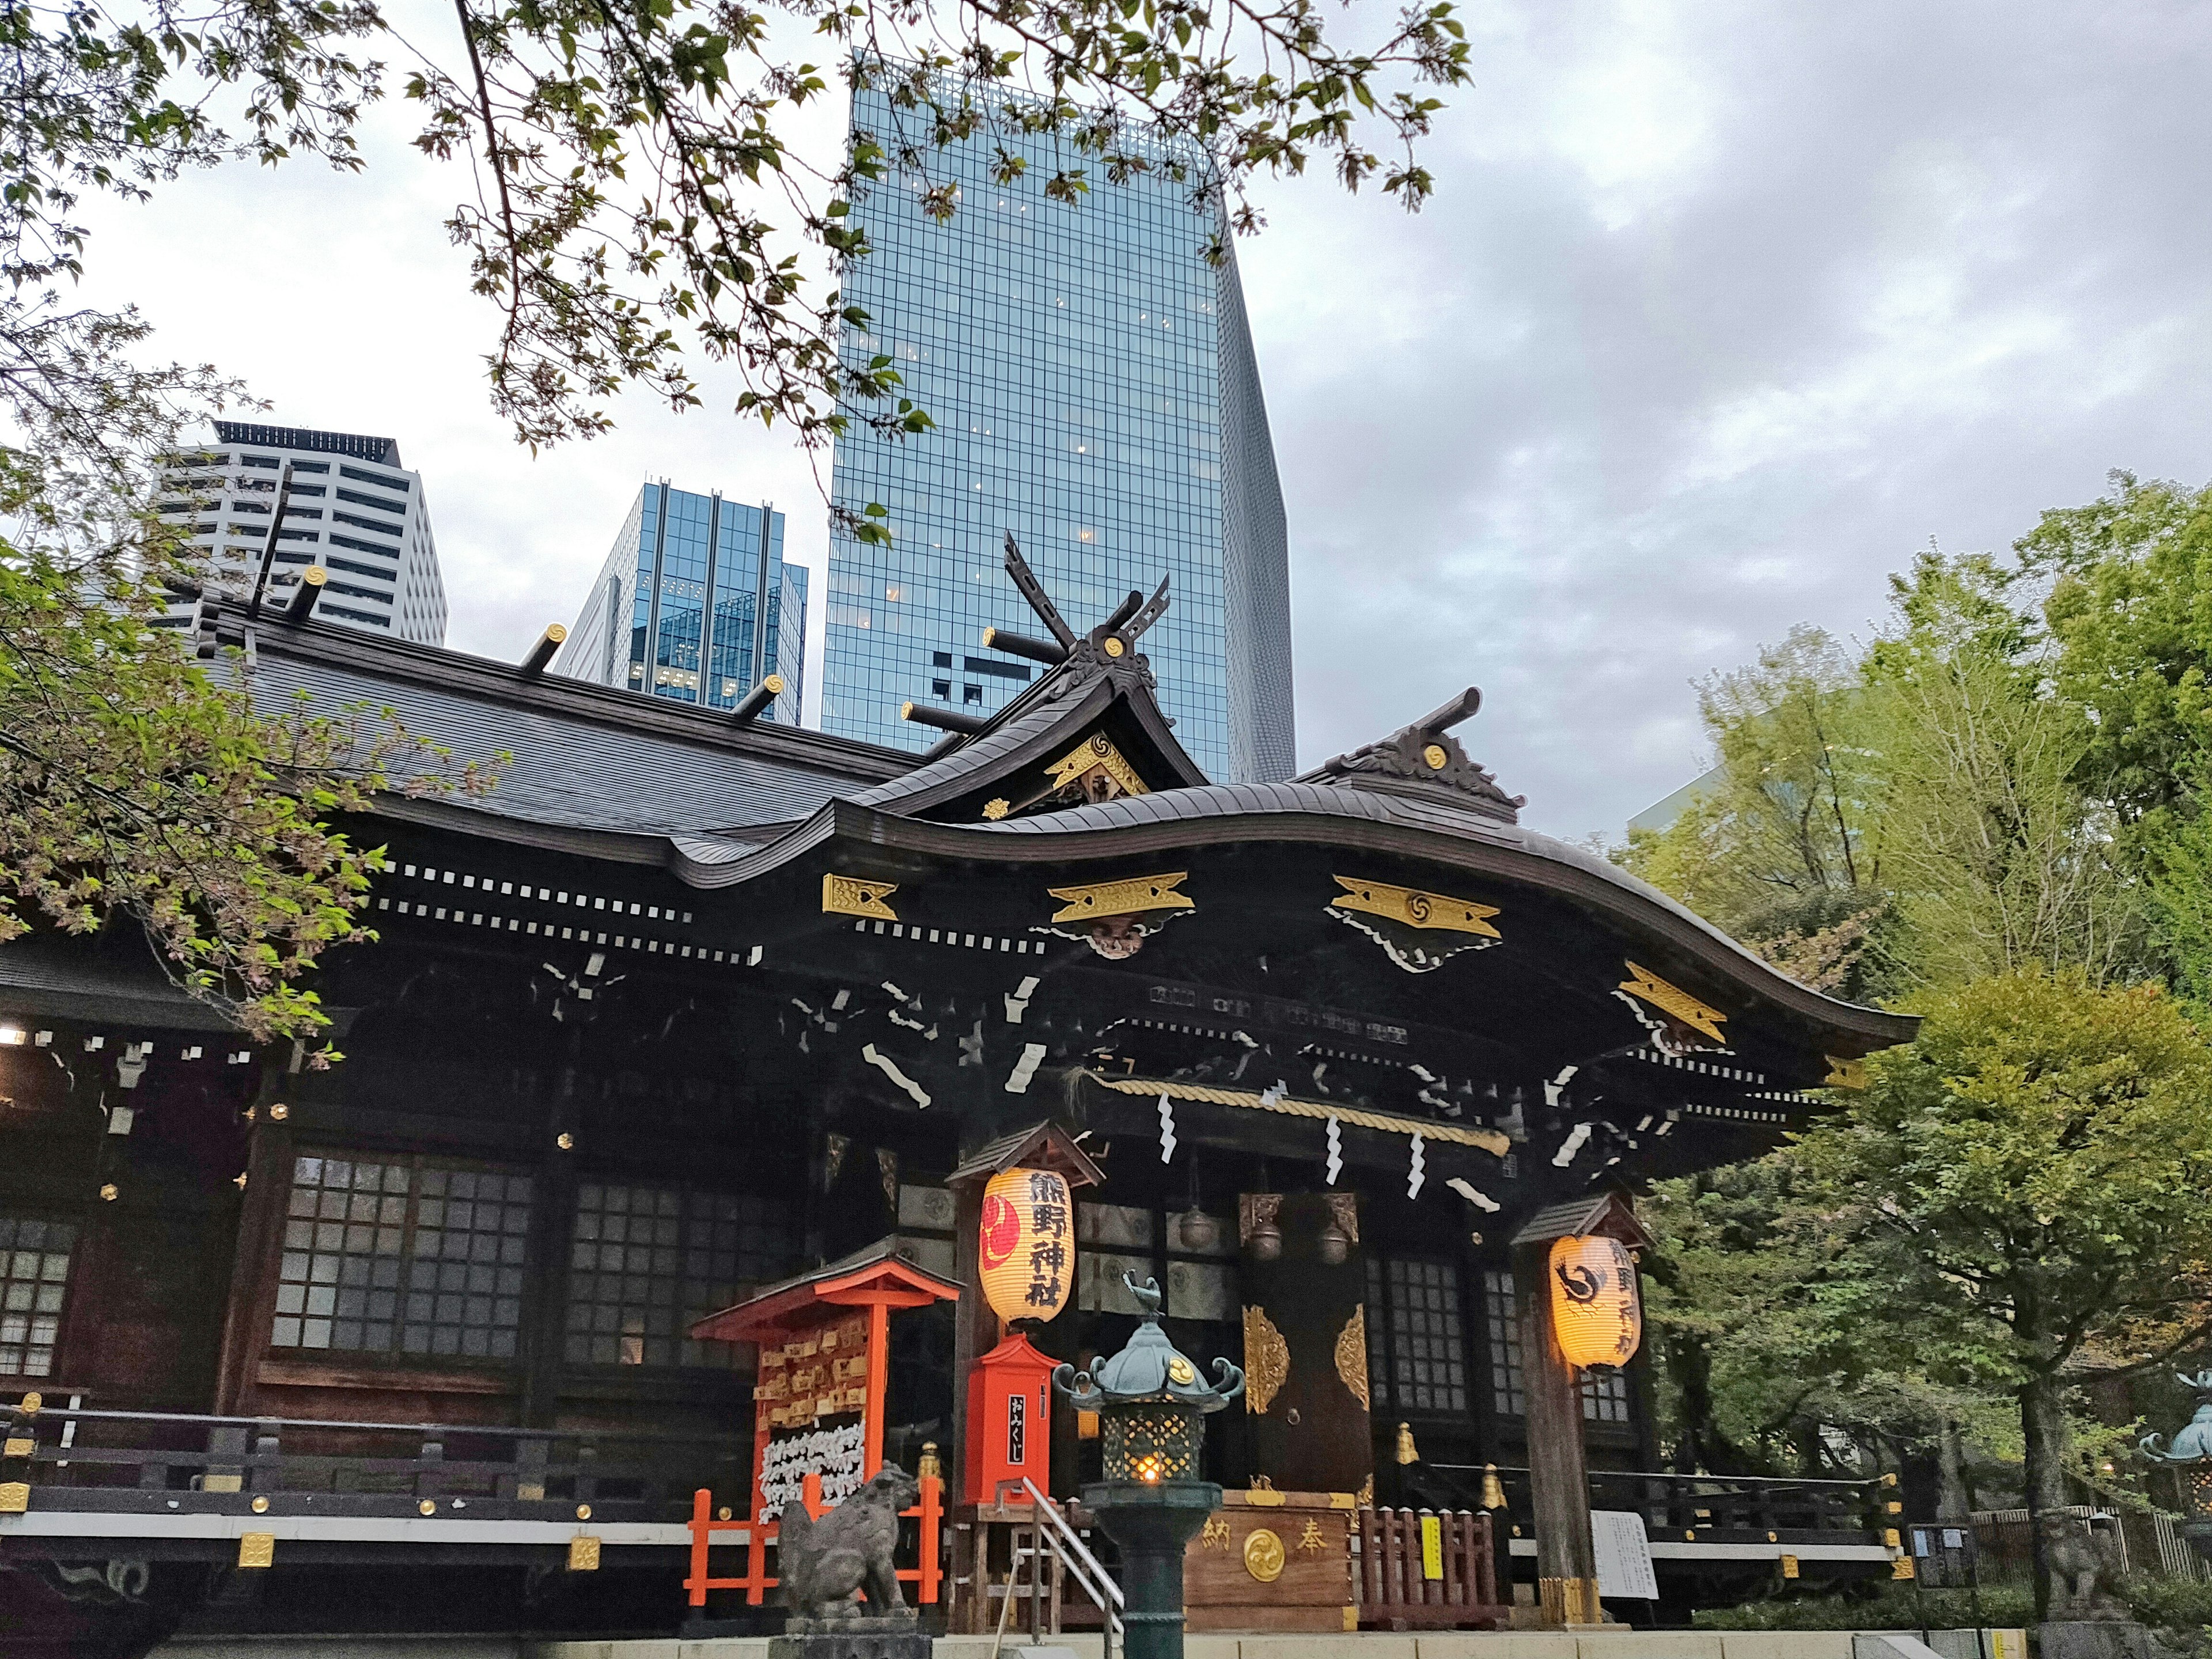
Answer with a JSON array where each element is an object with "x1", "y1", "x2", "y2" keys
[
  {"x1": 948, "y1": 1176, "x2": 991, "y2": 1509},
  {"x1": 213, "y1": 1049, "x2": 296, "y2": 1416},
  {"x1": 863, "y1": 1298, "x2": 890, "y2": 1479},
  {"x1": 518, "y1": 1025, "x2": 585, "y2": 1426},
  {"x1": 1514, "y1": 1237, "x2": 1599, "y2": 1626}
]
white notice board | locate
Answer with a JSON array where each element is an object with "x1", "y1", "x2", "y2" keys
[{"x1": 1590, "y1": 1510, "x2": 1660, "y2": 1601}]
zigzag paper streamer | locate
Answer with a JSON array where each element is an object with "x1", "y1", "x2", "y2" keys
[
  {"x1": 1158, "y1": 1092, "x2": 1177, "y2": 1163},
  {"x1": 1324, "y1": 1114, "x2": 1343, "y2": 1185},
  {"x1": 1407, "y1": 1132, "x2": 1427, "y2": 1199}
]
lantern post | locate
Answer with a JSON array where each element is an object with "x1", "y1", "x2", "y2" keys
[
  {"x1": 1509, "y1": 1194, "x2": 1651, "y2": 1628},
  {"x1": 947, "y1": 1123, "x2": 1105, "y2": 1510},
  {"x1": 1055, "y1": 1275, "x2": 1244, "y2": 1659}
]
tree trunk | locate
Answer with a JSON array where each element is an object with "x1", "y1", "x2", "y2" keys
[
  {"x1": 1937, "y1": 1418, "x2": 1974, "y2": 1519},
  {"x1": 2020, "y1": 1370, "x2": 2071, "y2": 1623}
]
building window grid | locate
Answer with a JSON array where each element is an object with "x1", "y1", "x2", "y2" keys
[
  {"x1": 822, "y1": 80, "x2": 1236, "y2": 777},
  {"x1": 565, "y1": 1183, "x2": 796, "y2": 1369},
  {"x1": 0, "y1": 1218, "x2": 75, "y2": 1376},
  {"x1": 1365, "y1": 1256, "x2": 1468, "y2": 1416},
  {"x1": 272, "y1": 1155, "x2": 532, "y2": 1361},
  {"x1": 1483, "y1": 1268, "x2": 1635, "y2": 1423}
]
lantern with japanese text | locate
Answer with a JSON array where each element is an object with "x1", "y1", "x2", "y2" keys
[
  {"x1": 979, "y1": 1166, "x2": 1074, "y2": 1323},
  {"x1": 1547, "y1": 1234, "x2": 1642, "y2": 1369}
]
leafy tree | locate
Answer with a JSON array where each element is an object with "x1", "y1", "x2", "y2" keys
[
  {"x1": 2025, "y1": 472, "x2": 2212, "y2": 1000},
  {"x1": 0, "y1": 461, "x2": 493, "y2": 1045},
  {"x1": 0, "y1": 0, "x2": 1472, "y2": 482},
  {"x1": 1858, "y1": 553, "x2": 2146, "y2": 990},
  {"x1": 1618, "y1": 626, "x2": 1885, "y2": 991},
  {"x1": 1643, "y1": 1157, "x2": 2018, "y2": 1491},
  {"x1": 2026, "y1": 472, "x2": 2212, "y2": 831},
  {"x1": 1791, "y1": 969, "x2": 2212, "y2": 1616}
]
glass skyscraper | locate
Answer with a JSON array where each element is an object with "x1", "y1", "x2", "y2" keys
[
  {"x1": 554, "y1": 482, "x2": 806, "y2": 724},
  {"x1": 819, "y1": 77, "x2": 1295, "y2": 782}
]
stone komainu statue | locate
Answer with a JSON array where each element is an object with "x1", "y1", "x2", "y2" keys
[
  {"x1": 2038, "y1": 1510, "x2": 2130, "y2": 1622},
  {"x1": 779, "y1": 1467, "x2": 921, "y2": 1623}
]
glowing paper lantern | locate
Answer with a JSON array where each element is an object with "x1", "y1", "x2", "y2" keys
[
  {"x1": 979, "y1": 1167, "x2": 1074, "y2": 1323},
  {"x1": 1547, "y1": 1234, "x2": 1642, "y2": 1369}
]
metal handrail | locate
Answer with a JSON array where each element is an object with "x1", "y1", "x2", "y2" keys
[{"x1": 1021, "y1": 1477, "x2": 1123, "y2": 1659}]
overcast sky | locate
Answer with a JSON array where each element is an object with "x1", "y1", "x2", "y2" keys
[{"x1": 71, "y1": 0, "x2": 2212, "y2": 839}]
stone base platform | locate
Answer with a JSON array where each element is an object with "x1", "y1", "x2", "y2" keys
[
  {"x1": 150, "y1": 1626, "x2": 2035, "y2": 1659},
  {"x1": 764, "y1": 1615, "x2": 930, "y2": 1659}
]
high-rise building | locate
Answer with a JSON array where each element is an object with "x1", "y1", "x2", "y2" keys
[
  {"x1": 154, "y1": 422, "x2": 448, "y2": 643},
  {"x1": 554, "y1": 482, "x2": 806, "y2": 724},
  {"x1": 819, "y1": 77, "x2": 1296, "y2": 782}
]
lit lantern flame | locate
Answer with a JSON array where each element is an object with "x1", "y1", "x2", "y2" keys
[
  {"x1": 1547, "y1": 1234, "x2": 1642, "y2": 1369},
  {"x1": 1132, "y1": 1453, "x2": 1165, "y2": 1483},
  {"x1": 979, "y1": 1167, "x2": 1075, "y2": 1324}
]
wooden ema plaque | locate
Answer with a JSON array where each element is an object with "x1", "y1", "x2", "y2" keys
[{"x1": 1184, "y1": 1489, "x2": 1358, "y2": 1634}]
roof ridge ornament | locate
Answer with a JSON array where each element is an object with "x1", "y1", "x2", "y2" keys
[
  {"x1": 998, "y1": 533, "x2": 1169, "y2": 703},
  {"x1": 1298, "y1": 685, "x2": 1526, "y2": 823}
]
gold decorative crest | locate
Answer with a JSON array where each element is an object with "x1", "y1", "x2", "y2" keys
[
  {"x1": 1243, "y1": 1527, "x2": 1287, "y2": 1582},
  {"x1": 567, "y1": 1535, "x2": 603, "y2": 1572},
  {"x1": 1823, "y1": 1054, "x2": 1868, "y2": 1090},
  {"x1": 982, "y1": 798, "x2": 1010, "y2": 820},
  {"x1": 1331, "y1": 876, "x2": 1501, "y2": 938},
  {"x1": 823, "y1": 874, "x2": 899, "y2": 922},
  {"x1": 1168, "y1": 1356, "x2": 1196, "y2": 1385},
  {"x1": 1334, "y1": 1306, "x2": 1371, "y2": 1412},
  {"x1": 237, "y1": 1532, "x2": 275, "y2": 1569},
  {"x1": 1048, "y1": 872, "x2": 1192, "y2": 925},
  {"x1": 1619, "y1": 961, "x2": 1728, "y2": 1044},
  {"x1": 1243, "y1": 1305, "x2": 1289, "y2": 1415},
  {"x1": 1045, "y1": 732, "x2": 1148, "y2": 800}
]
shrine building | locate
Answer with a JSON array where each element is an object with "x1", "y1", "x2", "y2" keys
[{"x1": 0, "y1": 547, "x2": 1915, "y2": 1646}]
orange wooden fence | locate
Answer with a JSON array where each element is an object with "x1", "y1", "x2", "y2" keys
[
  {"x1": 1355, "y1": 1506, "x2": 1505, "y2": 1630},
  {"x1": 685, "y1": 1469, "x2": 945, "y2": 1609}
]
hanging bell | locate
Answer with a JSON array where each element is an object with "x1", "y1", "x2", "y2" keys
[
  {"x1": 1248, "y1": 1213, "x2": 1282, "y2": 1262},
  {"x1": 1316, "y1": 1217, "x2": 1349, "y2": 1266},
  {"x1": 1480, "y1": 1463, "x2": 1507, "y2": 1510},
  {"x1": 1180, "y1": 1210, "x2": 1219, "y2": 1251}
]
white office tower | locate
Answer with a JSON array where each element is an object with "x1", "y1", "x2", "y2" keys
[{"x1": 154, "y1": 422, "x2": 449, "y2": 643}]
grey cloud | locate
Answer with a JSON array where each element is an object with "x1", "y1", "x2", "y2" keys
[{"x1": 1250, "y1": 0, "x2": 2212, "y2": 836}]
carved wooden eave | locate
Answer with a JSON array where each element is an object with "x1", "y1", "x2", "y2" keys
[
  {"x1": 947, "y1": 1120, "x2": 1106, "y2": 1191},
  {"x1": 1509, "y1": 1191, "x2": 1654, "y2": 1252},
  {"x1": 670, "y1": 793, "x2": 1914, "y2": 1060},
  {"x1": 688, "y1": 1236, "x2": 962, "y2": 1344},
  {"x1": 842, "y1": 668, "x2": 1208, "y2": 828}
]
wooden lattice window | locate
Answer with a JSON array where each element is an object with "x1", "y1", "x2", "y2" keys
[
  {"x1": 0, "y1": 1217, "x2": 74, "y2": 1377},
  {"x1": 272, "y1": 1154, "x2": 532, "y2": 1360}
]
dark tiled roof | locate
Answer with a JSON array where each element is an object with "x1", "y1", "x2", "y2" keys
[
  {"x1": 249, "y1": 621, "x2": 907, "y2": 840},
  {"x1": 0, "y1": 939, "x2": 243, "y2": 1032}
]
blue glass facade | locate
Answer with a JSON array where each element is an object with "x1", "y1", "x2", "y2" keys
[
  {"x1": 555, "y1": 483, "x2": 806, "y2": 724},
  {"x1": 820, "y1": 79, "x2": 1294, "y2": 781}
]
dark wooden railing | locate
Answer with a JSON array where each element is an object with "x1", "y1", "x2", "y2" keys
[
  {"x1": 1416, "y1": 1463, "x2": 1888, "y2": 1544},
  {"x1": 2, "y1": 1395, "x2": 748, "y2": 1524}
]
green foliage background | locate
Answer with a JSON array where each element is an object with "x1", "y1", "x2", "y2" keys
[{"x1": 1620, "y1": 472, "x2": 2212, "y2": 1614}]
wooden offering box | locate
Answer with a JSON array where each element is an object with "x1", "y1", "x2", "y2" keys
[{"x1": 1184, "y1": 1488, "x2": 1358, "y2": 1634}]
